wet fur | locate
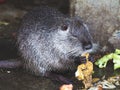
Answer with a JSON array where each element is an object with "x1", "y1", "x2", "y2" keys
[{"x1": 17, "y1": 6, "x2": 96, "y2": 83}]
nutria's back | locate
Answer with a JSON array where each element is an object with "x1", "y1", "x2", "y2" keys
[{"x1": 17, "y1": 6, "x2": 94, "y2": 76}]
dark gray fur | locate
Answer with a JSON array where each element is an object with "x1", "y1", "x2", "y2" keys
[{"x1": 17, "y1": 6, "x2": 95, "y2": 77}]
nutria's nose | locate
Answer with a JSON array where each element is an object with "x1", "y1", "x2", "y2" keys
[{"x1": 83, "y1": 42, "x2": 93, "y2": 50}]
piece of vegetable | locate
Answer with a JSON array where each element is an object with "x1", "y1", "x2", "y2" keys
[
  {"x1": 75, "y1": 53, "x2": 93, "y2": 88},
  {"x1": 0, "y1": 21, "x2": 9, "y2": 25},
  {"x1": 95, "y1": 49, "x2": 120, "y2": 70},
  {"x1": 89, "y1": 75, "x2": 120, "y2": 90},
  {"x1": 88, "y1": 84, "x2": 103, "y2": 90},
  {"x1": 75, "y1": 61, "x2": 93, "y2": 80},
  {"x1": 59, "y1": 84, "x2": 73, "y2": 90},
  {"x1": 107, "y1": 75, "x2": 120, "y2": 86},
  {"x1": 115, "y1": 49, "x2": 120, "y2": 54}
]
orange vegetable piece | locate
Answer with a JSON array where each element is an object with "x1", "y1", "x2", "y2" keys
[
  {"x1": 75, "y1": 53, "x2": 93, "y2": 88},
  {"x1": 59, "y1": 84, "x2": 73, "y2": 90}
]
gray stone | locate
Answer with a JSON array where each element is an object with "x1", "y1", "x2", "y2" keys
[{"x1": 70, "y1": 0, "x2": 120, "y2": 51}]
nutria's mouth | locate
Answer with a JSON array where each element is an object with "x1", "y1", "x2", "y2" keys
[
  {"x1": 73, "y1": 56, "x2": 86, "y2": 65},
  {"x1": 73, "y1": 54, "x2": 94, "y2": 65}
]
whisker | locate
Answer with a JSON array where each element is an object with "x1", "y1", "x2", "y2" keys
[{"x1": 66, "y1": 49, "x2": 79, "y2": 57}]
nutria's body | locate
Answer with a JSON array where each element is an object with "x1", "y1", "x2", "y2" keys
[{"x1": 17, "y1": 6, "x2": 94, "y2": 83}]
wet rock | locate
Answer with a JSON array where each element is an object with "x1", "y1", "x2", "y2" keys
[{"x1": 70, "y1": 0, "x2": 120, "y2": 51}]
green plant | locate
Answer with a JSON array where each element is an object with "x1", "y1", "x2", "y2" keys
[{"x1": 95, "y1": 49, "x2": 120, "y2": 70}]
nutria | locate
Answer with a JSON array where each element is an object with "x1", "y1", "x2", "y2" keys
[{"x1": 17, "y1": 6, "x2": 95, "y2": 84}]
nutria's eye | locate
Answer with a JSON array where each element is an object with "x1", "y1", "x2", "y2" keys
[{"x1": 61, "y1": 25, "x2": 68, "y2": 31}]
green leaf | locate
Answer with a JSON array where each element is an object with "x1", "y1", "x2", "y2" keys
[
  {"x1": 95, "y1": 53, "x2": 113, "y2": 68},
  {"x1": 115, "y1": 49, "x2": 120, "y2": 55},
  {"x1": 95, "y1": 49, "x2": 120, "y2": 70},
  {"x1": 113, "y1": 54, "x2": 120, "y2": 70}
]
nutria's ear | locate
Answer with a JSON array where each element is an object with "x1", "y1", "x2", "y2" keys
[
  {"x1": 72, "y1": 16, "x2": 84, "y2": 26},
  {"x1": 74, "y1": 16, "x2": 83, "y2": 22}
]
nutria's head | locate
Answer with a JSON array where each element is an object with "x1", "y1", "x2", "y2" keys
[{"x1": 52, "y1": 16, "x2": 96, "y2": 59}]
